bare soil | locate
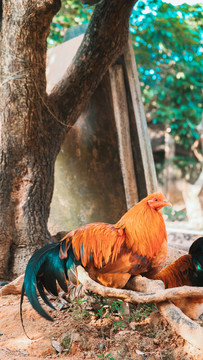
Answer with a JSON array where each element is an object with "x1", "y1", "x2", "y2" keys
[{"x1": 0, "y1": 291, "x2": 203, "y2": 360}]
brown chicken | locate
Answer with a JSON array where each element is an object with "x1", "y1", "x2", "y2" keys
[
  {"x1": 21, "y1": 192, "x2": 171, "y2": 321},
  {"x1": 153, "y1": 237, "x2": 203, "y2": 319}
]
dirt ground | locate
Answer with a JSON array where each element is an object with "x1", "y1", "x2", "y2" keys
[{"x1": 0, "y1": 290, "x2": 203, "y2": 360}]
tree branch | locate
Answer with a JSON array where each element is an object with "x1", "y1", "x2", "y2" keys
[
  {"x1": 48, "y1": 0, "x2": 137, "y2": 134},
  {"x1": 77, "y1": 266, "x2": 203, "y2": 303}
]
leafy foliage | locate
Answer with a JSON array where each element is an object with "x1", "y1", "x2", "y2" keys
[
  {"x1": 163, "y1": 206, "x2": 186, "y2": 222},
  {"x1": 96, "y1": 354, "x2": 115, "y2": 360},
  {"x1": 130, "y1": 0, "x2": 202, "y2": 149}
]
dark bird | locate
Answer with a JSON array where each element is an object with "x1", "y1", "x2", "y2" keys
[
  {"x1": 20, "y1": 192, "x2": 171, "y2": 321},
  {"x1": 153, "y1": 237, "x2": 203, "y2": 319}
]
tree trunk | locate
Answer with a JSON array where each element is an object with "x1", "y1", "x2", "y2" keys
[
  {"x1": 0, "y1": 0, "x2": 137, "y2": 279},
  {"x1": 0, "y1": 0, "x2": 61, "y2": 278}
]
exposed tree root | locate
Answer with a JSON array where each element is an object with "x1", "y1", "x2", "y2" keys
[{"x1": 0, "y1": 274, "x2": 24, "y2": 296}]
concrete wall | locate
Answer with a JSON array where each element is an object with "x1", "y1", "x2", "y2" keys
[{"x1": 47, "y1": 39, "x2": 127, "y2": 234}]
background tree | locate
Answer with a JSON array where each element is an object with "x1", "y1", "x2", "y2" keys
[{"x1": 0, "y1": 0, "x2": 137, "y2": 279}]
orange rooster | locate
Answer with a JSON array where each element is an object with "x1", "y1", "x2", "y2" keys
[
  {"x1": 21, "y1": 192, "x2": 171, "y2": 321},
  {"x1": 153, "y1": 237, "x2": 203, "y2": 319}
]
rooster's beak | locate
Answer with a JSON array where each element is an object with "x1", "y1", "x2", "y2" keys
[{"x1": 163, "y1": 200, "x2": 172, "y2": 208}]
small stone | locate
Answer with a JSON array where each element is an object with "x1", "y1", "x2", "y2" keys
[
  {"x1": 129, "y1": 322, "x2": 136, "y2": 330},
  {"x1": 19, "y1": 350, "x2": 29, "y2": 356},
  {"x1": 136, "y1": 349, "x2": 144, "y2": 355},
  {"x1": 121, "y1": 302, "x2": 130, "y2": 316},
  {"x1": 72, "y1": 332, "x2": 81, "y2": 342},
  {"x1": 99, "y1": 343, "x2": 104, "y2": 350},
  {"x1": 52, "y1": 340, "x2": 63, "y2": 353}
]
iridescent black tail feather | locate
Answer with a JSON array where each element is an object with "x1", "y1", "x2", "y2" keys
[
  {"x1": 189, "y1": 237, "x2": 203, "y2": 286},
  {"x1": 20, "y1": 240, "x2": 81, "y2": 329}
]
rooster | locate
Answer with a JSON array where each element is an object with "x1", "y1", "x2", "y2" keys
[
  {"x1": 20, "y1": 192, "x2": 171, "y2": 321},
  {"x1": 153, "y1": 237, "x2": 203, "y2": 319}
]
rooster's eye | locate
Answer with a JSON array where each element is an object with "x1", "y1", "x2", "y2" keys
[{"x1": 154, "y1": 198, "x2": 158, "y2": 202}]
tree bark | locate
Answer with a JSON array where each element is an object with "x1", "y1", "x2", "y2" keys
[
  {"x1": 0, "y1": 0, "x2": 62, "y2": 278},
  {"x1": 0, "y1": 0, "x2": 137, "y2": 279}
]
